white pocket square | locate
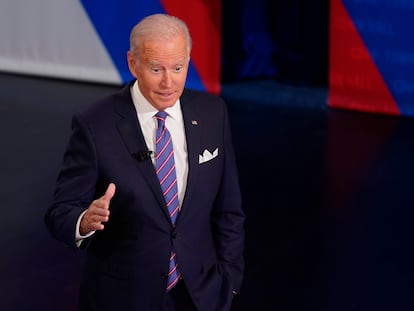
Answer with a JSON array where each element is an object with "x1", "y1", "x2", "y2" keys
[{"x1": 199, "y1": 148, "x2": 218, "y2": 164}]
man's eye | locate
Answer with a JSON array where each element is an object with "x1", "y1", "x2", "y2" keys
[
  {"x1": 152, "y1": 68, "x2": 161, "y2": 73},
  {"x1": 175, "y1": 66, "x2": 183, "y2": 72}
]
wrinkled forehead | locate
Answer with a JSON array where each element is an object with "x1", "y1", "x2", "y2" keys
[
  {"x1": 138, "y1": 37, "x2": 189, "y2": 61},
  {"x1": 131, "y1": 27, "x2": 191, "y2": 56}
]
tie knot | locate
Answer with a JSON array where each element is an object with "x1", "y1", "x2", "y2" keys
[{"x1": 156, "y1": 111, "x2": 168, "y2": 127}]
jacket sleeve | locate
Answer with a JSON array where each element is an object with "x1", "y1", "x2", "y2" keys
[
  {"x1": 211, "y1": 103, "x2": 245, "y2": 293},
  {"x1": 44, "y1": 114, "x2": 99, "y2": 247}
]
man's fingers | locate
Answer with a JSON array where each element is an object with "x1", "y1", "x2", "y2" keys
[
  {"x1": 86, "y1": 212, "x2": 109, "y2": 224},
  {"x1": 81, "y1": 212, "x2": 108, "y2": 233},
  {"x1": 82, "y1": 221, "x2": 105, "y2": 234},
  {"x1": 89, "y1": 203, "x2": 110, "y2": 217},
  {"x1": 80, "y1": 211, "x2": 107, "y2": 235},
  {"x1": 87, "y1": 221, "x2": 105, "y2": 231}
]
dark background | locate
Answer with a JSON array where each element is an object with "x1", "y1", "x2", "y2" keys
[{"x1": 222, "y1": 0, "x2": 328, "y2": 86}]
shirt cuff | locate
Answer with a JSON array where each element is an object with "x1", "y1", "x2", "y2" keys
[{"x1": 75, "y1": 210, "x2": 95, "y2": 247}]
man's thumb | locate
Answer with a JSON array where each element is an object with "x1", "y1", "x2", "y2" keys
[{"x1": 103, "y1": 183, "x2": 116, "y2": 202}]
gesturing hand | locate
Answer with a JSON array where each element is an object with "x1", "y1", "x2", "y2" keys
[{"x1": 80, "y1": 183, "x2": 116, "y2": 236}]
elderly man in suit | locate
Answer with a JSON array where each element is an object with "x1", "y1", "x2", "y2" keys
[{"x1": 45, "y1": 13, "x2": 245, "y2": 311}]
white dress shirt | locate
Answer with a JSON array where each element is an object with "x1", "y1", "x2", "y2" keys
[{"x1": 130, "y1": 81, "x2": 188, "y2": 207}]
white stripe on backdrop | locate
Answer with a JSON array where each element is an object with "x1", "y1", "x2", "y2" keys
[{"x1": 0, "y1": 0, "x2": 121, "y2": 84}]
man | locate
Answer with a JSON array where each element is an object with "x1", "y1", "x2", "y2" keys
[{"x1": 45, "y1": 13, "x2": 245, "y2": 311}]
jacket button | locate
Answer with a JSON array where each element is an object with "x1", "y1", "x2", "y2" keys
[
  {"x1": 171, "y1": 229, "x2": 177, "y2": 239},
  {"x1": 161, "y1": 273, "x2": 168, "y2": 279}
]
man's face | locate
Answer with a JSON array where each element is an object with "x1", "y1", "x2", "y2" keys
[{"x1": 127, "y1": 34, "x2": 189, "y2": 111}]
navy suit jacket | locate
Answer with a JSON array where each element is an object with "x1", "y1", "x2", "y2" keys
[{"x1": 45, "y1": 82, "x2": 245, "y2": 311}]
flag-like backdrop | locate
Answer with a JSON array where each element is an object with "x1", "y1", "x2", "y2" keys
[
  {"x1": 329, "y1": 0, "x2": 414, "y2": 117},
  {"x1": 0, "y1": 0, "x2": 221, "y2": 94}
]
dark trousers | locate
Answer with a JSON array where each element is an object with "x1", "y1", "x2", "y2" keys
[{"x1": 163, "y1": 281, "x2": 198, "y2": 311}]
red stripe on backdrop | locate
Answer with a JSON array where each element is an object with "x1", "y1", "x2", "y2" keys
[
  {"x1": 161, "y1": 0, "x2": 222, "y2": 94},
  {"x1": 328, "y1": 0, "x2": 399, "y2": 115}
]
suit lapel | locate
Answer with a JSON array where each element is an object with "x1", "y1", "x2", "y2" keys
[
  {"x1": 179, "y1": 91, "x2": 201, "y2": 219},
  {"x1": 114, "y1": 83, "x2": 171, "y2": 221}
]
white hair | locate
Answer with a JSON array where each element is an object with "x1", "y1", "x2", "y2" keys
[{"x1": 129, "y1": 14, "x2": 192, "y2": 57}]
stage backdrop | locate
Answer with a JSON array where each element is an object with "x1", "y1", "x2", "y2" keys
[
  {"x1": 0, "y1": 0, "x2": 221, "y2": 94},
  {"x1": 329, "y1": 0, "x2": 414, "y2": 117}
]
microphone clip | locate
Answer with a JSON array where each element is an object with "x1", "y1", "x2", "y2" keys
[{"x1": 134, "y1": 150, "x2": 153, "y2": 162}]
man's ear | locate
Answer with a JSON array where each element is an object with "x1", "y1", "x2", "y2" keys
[{"x1": 127, "y1": 51, "x2": 138, "y2": 78}]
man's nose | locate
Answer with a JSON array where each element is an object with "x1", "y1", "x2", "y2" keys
[{"x1": 161, "y1": 72, "x2": 173, "y2": 87}]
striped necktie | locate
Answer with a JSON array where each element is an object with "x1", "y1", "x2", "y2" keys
[{"x1": 155, "y1": 111, "x2": 181, "y2": 291}]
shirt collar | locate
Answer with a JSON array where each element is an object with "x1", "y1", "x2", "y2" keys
[{"x1": 130, "y1": 80, "x2": 182, "y2": 123}]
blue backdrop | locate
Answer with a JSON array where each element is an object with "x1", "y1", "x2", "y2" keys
[{"x1": 222, "y1": 0, "x2": 329, "y2": 86}]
